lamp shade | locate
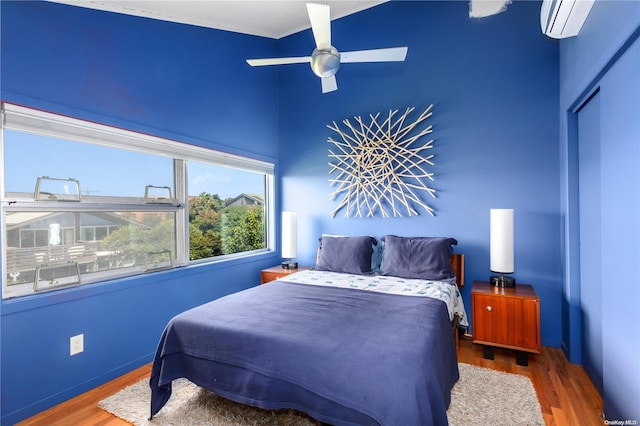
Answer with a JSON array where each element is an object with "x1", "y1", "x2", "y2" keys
[
  {"x1": 490, "y1": 209, "x2": 514, "y2": 274},
  {"x1": 281, "y1": 211, "x2": 298, "y2": 259}
]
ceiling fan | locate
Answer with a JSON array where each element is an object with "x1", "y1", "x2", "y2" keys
[{"x1": 246, "y1": 3, "x2": 408, "y2": 94}]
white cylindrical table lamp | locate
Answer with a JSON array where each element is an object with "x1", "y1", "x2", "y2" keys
[
  {"x1": 281, "y1": 211, "x2": 298, "y2": 269},
  {"x1": 490, "y1": 208, "x2": 515, "y2": 287}
]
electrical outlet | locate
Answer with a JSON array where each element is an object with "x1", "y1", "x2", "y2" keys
[{"x1": 70, "y1": 334, "x2": 84, "y2": 356}]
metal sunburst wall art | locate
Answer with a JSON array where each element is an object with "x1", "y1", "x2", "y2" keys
[{"x1": 327, "y1": 105, "x2": 436, "y2": 218}]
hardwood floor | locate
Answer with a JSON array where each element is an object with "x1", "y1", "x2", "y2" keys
[
  {"x1": 16, "y1": 365, "x2": 151, "y2": 426},
  {"x1": 19, "y1": 337, "x2": 603, "y2": 426}
]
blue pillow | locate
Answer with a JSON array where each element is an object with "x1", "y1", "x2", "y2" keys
[
  {"x1": 380, "y1": 235, "x2": 457, "y2": 280},
  {"x1": 316, "y1": 236, "x2": 377, "y2": 274}
]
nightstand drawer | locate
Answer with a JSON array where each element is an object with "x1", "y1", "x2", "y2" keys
[
  {"x1": 472, "y1": 293, "x2": 539, "y2": 352},
  {"x1": 261, "y1": 266, "x2": 310, "y2": 284},
  {"x1": 472, "y1": 281, "x2": 540, "y2": 355}
]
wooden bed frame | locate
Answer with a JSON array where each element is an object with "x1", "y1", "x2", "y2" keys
[
  {"x1": 451, "y1": 253, "x2": 465, "y2": 289},
  {"x1": 450, "y1": 253, "x2": 465, "y2": 351}
]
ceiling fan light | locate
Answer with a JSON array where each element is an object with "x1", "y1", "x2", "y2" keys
[{"x1": 310, "y1": 47, "x2": 341, "y2": 78}]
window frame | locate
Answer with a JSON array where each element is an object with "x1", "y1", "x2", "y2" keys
[{"x1": 1, "y1": 102, "x2": 275, "y2": 299}]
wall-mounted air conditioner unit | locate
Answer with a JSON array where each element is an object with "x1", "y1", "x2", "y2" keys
[{"x1": 541, "y1": 0, "x2": 595, "y2": 39}]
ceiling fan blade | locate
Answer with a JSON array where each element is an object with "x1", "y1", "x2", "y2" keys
[
  {"x1": 306, "y1": 3, "x2": 331, "y2": 50},
  {"x1": 321, "y1": 75, "x2": 338, "y2": 93},
  {"x1": 340, "y1": 47, "x2": 408, "y2": 63},
  {"x1": 246, "y1": 56, "x2": 311, "y2": 66}
]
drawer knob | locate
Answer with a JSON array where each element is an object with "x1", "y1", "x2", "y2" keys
[{"x1": 486, "y1": 306, "x2": 493, "y2": 312}]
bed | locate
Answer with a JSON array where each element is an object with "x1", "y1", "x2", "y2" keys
[{"x1": 149, "y1": 235, "x2": 468, "y2": 425}]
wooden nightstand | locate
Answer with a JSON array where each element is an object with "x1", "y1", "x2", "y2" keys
[
  {"x1": 472, "y1": 280, "x2": 540, "y2": 366},
  {"x1": 260, "y1": 265, "x2": 311, "y2": 284}
]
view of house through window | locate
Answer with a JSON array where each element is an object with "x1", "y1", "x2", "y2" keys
[
  {"x1": 5, "y1": 210, "x2": 177, "y2": 292},
  {"x1": 1, "y1": 103, "x2": 274, "y2": 298}
]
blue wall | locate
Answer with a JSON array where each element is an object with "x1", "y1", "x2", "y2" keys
[
  {"x1": 9, "y1": 0, "x2": 638, "y2": 423},
  {"x1": 278, "y1": 0, "x2": 561, "y2": 345},
  {"x1": 557, "y1": 0, "x2": 640, "y2": 420},
  {"x1": 0, "y1": 2, "x2": 282, "y2": 424}
]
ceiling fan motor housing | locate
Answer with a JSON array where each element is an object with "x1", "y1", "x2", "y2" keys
[{"x1": 311, "y1": 47, "x2": 340, "y2": 78}]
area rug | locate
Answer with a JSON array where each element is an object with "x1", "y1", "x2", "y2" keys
[{"x1": 99, "y1": 363, "x2": 544, "y2": 425}]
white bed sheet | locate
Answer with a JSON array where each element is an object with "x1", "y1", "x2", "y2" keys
[{"x1": 281, "y1": 269, "x2": 468, "y2": 326}]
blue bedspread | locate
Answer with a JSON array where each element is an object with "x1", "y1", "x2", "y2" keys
[{"x1": 150, "y1": 280, "x2": 459, "y2": 425}]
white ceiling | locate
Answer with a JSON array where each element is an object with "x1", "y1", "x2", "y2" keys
[{"x1": 47, "y1": 1, "x2": 388, "y2": 39}]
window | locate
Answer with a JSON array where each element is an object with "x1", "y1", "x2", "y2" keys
[
  {"x1": 1, "y1": 103, "x2": 274, "y2": 298},
  {"x1": 187, "y1": 161, "x2": 268, "y2": 261}
]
